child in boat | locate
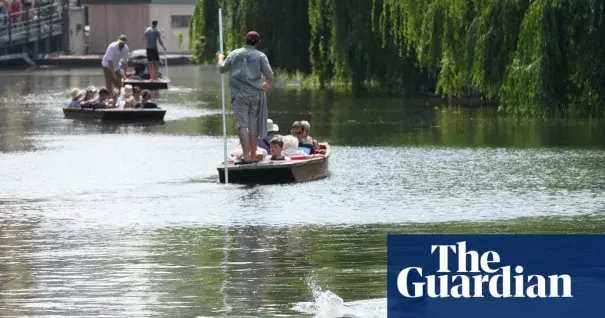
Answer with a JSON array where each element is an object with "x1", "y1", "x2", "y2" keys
[
  {"x1": 116, "y1": 84, "x2": 136, "y2": 108},
  {"x1": 264, "y1": 137, "x2": 290, "y2": 161},
  {"x1": 68, "y1": 88, "x2": 83, "y2": 107},
  {"x1": 140, "y1": 90, "x2": 159, "y2": 108}
]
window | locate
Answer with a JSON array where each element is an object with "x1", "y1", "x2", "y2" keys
[{"x1": 171, "y1": 15, "x2": 191, "y2": 28}]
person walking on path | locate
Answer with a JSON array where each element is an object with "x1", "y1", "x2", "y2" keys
[
  {"x1": 144, "y1": 20, "x2": 166, "y2": 81},
  {"x1": 217, "y1": 30, "x2": 274, "y2": 165},
  {"x1": 101, "y1": 34, "x2": 130, "y2": 98}
]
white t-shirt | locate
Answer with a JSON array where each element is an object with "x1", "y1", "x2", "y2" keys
[{"x1": 101, "y1": 42, "x2": 130, "y2": 71}]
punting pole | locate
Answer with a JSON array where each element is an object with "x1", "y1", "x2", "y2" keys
[
  {"x1": 164, "y1": 49, "x2": 168, "y2": 79},
  {"x1": 219, "y1": 8, "x2": 229, "y2": 184}
]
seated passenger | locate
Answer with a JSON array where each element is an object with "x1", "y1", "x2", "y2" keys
[
  {"x1": 301, "y1": 120, "x2": 326, "y2": 154},
  {"x1": 301, "y1": 120, "x2": 322, "y2": 150},
  {"x1": 80, "y1": 86, "x2": 97, "y2": 107},
  {"x1": 291, "y1": 121, "x2": 315, "y2": 155},
  {"x1": 264, "y1": 137, "x2": 290, "y2": 161},
  {"x1": 140, "y1": 90, "x2": 159, "y2": 108},
  {"x1": 258, "y1": 118, "x2": 282, "y2": 153},
  {"x1": 132, "y1": 86, "x2": 142, "y2": 107},
  {"x1": 301, "y1": 120, "x2": 313, "y2": 143},
  {"x1": 68, "y1": 88, "x2": 83, "y2": 107},
  {"x1": 117, "y1": 84, "x2": 136, "y2": 108},
  {"x1": 229, "y1": 145, "x2": 267, "y2": 163},
  {"x1": 89, "y1": 87, "x2": 110, "y2": 108},
  {"x1": 282, "y1": 135, "x2": 307, "y2": 157},
  {"x1": 134, "y1": 62, "x2": 146, "y2": 77}
]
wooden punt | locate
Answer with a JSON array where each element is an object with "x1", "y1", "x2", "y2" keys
[
  {"x1": 216, "y1": 143, "x2": 331, "y2": 184},
  {"x1": 122, "y1": 77, "x2": 170, "y2": 90},
  {"x1": 62, "y1": 107, "x2": 166, "y2": 122}
]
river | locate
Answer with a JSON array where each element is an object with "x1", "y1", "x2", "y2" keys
[{"x1": 1, "y1": 66, "x2": 604, "y2": 317}]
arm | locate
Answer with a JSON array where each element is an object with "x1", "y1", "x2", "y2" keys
[
  {"x1": 157, "y1": 30, "x2": 166, "y2": 50},
  {"x1": 106, "y1": 43, "x2": 115, "y2": 70},
  {"x1": 260, "y1": 53, "x2": 274, "y2": 89},
  {"x1": 121, "y1": 47, "x2": 129, "y2": 75},
  {"x1": 217, "y1": 52, "x2": 233, "y2": 73}
]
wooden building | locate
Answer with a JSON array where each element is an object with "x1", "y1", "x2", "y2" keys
[{"x1": 82, "y1": 0, "x2": 195, "y2": 54}]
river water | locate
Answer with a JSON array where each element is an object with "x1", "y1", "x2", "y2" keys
[{"x1": 1, "y1": 66, "x2": 604, "y2": 317}]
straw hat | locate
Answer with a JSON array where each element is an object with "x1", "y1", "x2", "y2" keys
[
  {"x1": 267, "y1": 118, "x2": 279, "y2": 133},
  {"x1": 70, "y1": 88, "x2": 82, "y2": 98}
]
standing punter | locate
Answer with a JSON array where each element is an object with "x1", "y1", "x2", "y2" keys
[
  {"x1": 144, "y1": 20, "x2": 166, "y2": 81},
  {"x1": 101, "y1": 34, "x2": 130, "y2": 98},
  {"x1": 217, "y1": 31, "x2": 274, "y2": 164}
]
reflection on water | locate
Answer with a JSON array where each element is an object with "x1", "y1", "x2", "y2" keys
[
  {"x1": 1, "y1": 66, "x2": 604, "y2": 316},
  {"x1": 2, "y1": 218, "x2": 604, "y2": 316}
]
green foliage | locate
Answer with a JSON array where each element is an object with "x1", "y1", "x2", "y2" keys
[
  {"x1": 191, "y1": 0, "x2": 311, "y2": 72},
  {"x1": 189, "y1": 0, "x2": 220, "y2": 65},
  {"x1": 175, "y1": 31, "x2": 185, "y2": 51},
  {"x1": 308, "y1": 0, "x2": 428, "y2": 96},
  {"x1": 189, "y1": 0, "x2": 605, "y2": 117}
]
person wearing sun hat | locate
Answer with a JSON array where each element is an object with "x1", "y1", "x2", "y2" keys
[
  {"x1": 217, "y1": 30, "x2": 274, "y2": 165},
  {"x1": 101, "y1": 34, "x2": 130, "y2": 98},
  {"x1": 68, "y1": 88, "x2": 83, "y2": 108},
  {"x1": 258, "y1": 118, "x2": 282, "y2": 153}
]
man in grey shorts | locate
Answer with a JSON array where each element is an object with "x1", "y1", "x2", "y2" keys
[{"x1": 218, "y1": 30, "x2": 274, "y2": 164}]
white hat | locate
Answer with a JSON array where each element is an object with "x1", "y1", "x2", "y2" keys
[
  {"x1": 85, "y1": 85, "x2": 97, "y2": 93},
  {"x1": 267, "y1": 119, "x2": 279, "y2": 133},
  {"x1": 123, "y1": 84, "x2": 133, "y2": 95},
  {"x1": 70, "y1": 88, "x2": 82, "y2": 98}
]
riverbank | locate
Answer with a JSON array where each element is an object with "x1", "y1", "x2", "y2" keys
[{"x1": 0, "y1": 53, "x2": 193, "y2": 69}]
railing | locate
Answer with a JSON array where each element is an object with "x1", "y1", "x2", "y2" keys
[{"x1": 0, "y1": 1, "x2": 68, "y2": 49}]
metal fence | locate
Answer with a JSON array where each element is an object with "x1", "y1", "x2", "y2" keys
[{"x1": 0, "y1": 1, "x2": 68, "y2": 49}]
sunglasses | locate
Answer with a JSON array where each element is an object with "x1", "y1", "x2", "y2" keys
[{"x1": 291, "y1": 130, "x2": 303, "y2": 135}]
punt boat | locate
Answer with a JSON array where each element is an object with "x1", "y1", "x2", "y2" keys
[
  {"x1": 216, "y1": 143, "x2": 331, "y2": 184},
  {"x1": 62, "y1": 107, "x2": 166, "y2": 122}
]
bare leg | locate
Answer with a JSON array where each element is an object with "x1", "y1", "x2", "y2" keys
[
  {"x1": 149, "y1": 64, "x2": 156, "y2": 81},
  {"x1": 249, "y1": 135, "x2": 258, "y2": 161},
  {"x1": 238, "y1": 127, "x2": 251, "y2": 161}
]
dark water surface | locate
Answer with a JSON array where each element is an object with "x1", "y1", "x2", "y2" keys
[{"x1": 1, "y1": 66, "x2": 605, "y2": 317}]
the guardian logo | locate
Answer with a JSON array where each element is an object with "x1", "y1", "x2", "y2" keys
[{"x1": 397, "y1": 241, "x2": 573, "y2": 299}]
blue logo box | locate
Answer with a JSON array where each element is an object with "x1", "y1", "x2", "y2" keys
[{"x1": 387, "y1": 234, "x2": 605, "y2": 318}]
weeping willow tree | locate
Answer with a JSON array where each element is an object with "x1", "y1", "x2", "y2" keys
[
  {"x1": 188, "y1": 0, "x2": 605, "y2": 116},
  {"x1": 375, "y1": 0, "x2": 605, "y2": 116},
  {"x1": 374, "y1": 0, "x2": 529, "y2": 99},
  {"x1": 188, "y1": 0, "x2": 220, "y2": 64},
  {"x1": 189, "y1": 0, "x2": 311, "y2": 73},
  {"x1": 308, "y1": 0, "x2": 430, "y2": 95}
]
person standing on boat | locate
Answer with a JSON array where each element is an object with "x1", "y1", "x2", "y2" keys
[
  {"x1": 101, "y1": 35, "x2": 130, "y2": 99},
  {"x1": 217, "y1": 30, "x2": 274, "y2": 165},
  {"x1": 144, "y1": 20, "x2": 166, "y2": 81}
]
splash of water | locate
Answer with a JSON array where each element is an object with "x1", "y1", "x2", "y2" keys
[{"x1": 291, "y1": 276, "x2": 386, "y2": 317}]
